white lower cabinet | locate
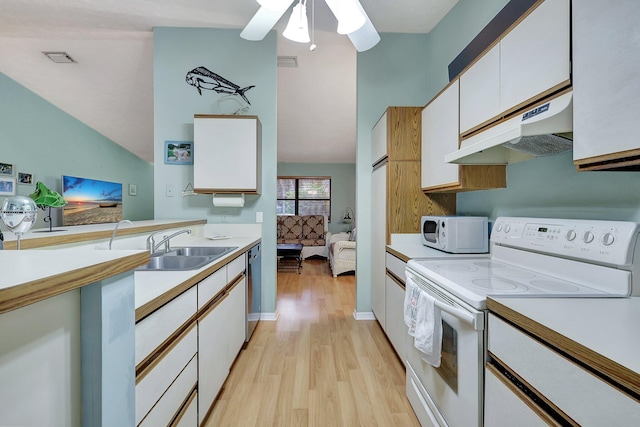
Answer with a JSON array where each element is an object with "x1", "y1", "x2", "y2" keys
[
  {"x1": 484, "y1": 365, "x2": 549, "y2": 427},
  {"x1": 136, "y1": 286, "x2": 198, "y2": 366},
  {"x1": 198, "y1": 254, "x2": 247, "y2": 425},
  {"x1": 198, "y1": 291, "x2": 231, "y2": 425},
  {"x1": 173, "y1": 390, "x2": 198, "y2": 427},
  {"x1": 136, "y1": 326, "x2": 198, "y2": 424},
  {"x1": 385, "y1": 253, "x2": 408, "y2": 363},
  {"x1": 139, "y1": 356, "x2": 198, "y2": 427},
  {"x1": 226, "y1": 276, "x2": 246, "y2": 366},
  {"x1": 487, "y1": 314, "x2": 640, "y2": 426},
  {"x1": 385, "y1": 274, "x2": 407, "y2": 364},
  {"x1": 136, "y1": 251, "x2": 249, "y2": 427}
]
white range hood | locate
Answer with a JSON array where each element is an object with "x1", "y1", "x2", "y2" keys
[{"x1": 446, "y1": 91, "x2": 573, "y2": 165}]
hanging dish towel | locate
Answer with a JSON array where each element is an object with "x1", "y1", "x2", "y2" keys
[
  {"x1": 414, "y1": 291, "x2": 443, "y2": 368},
  {"x1": 404, "y1": 276, "x2": 421, "y2": 336}
]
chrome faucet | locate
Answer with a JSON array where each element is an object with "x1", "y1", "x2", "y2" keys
[
  {"x1": 147, "y1": 229, "x2": 191, "y2": 255},
  {"x1": 109, "y1": 220, "x2": 132, "y2": 249}
]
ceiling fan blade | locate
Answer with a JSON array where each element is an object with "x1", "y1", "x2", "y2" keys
[
  {"x1": 240, "y1": 1, "x2": 295, "y2": 41},
  {"x1": 346, "y1": 1, "x2": 380, "y2": 52}
]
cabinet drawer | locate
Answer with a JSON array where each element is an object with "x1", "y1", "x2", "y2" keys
[
  {"x1": 386, "y1": 252, "x2": 407, "y2": 282},
  {"x1": 385, "y1": 273, "x2": 407, "y2": 363},
  {"x1": 172, "y1": 389, "x2": 197, "y2": 427},
  {"x1": 136, "y1": 325, "x2": 197, "y2": 425},
  {"x1": 227, "y1": 254, "x2": 246, "y2": 281},
  {"x1": 198, "y1": 268, "x2": 226, "y2": 310},
  {"x1": 488, "y1": 314, "x2": 640, "y2": 425},
  {"x1": 136, "y1": 286, "x2": 197, "y2": 366},
  {"x1": 484, "y1": 365, "x2": 549, "y2": 427},
  {"x1": 139, "y1": 356, "x2": 197, "y2": 427}
]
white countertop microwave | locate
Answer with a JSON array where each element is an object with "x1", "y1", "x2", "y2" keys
[{"x1": 421, "y1": 216, "x2": 489, "y2": 253}]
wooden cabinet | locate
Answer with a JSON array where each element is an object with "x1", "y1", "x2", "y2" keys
[
  {"x1": 422, "y1": 80, "x2": 506, "y2": 193},
  {"x1": 193, "y1": 115, "x2": 261, "y2": 194},
  {"x1": 371, "y1": 107, "x2": 455, "y2": 329},
  {"x1": 573, "y1": 0, "x2": 640, "y2": 171},
  {"x1": 459, "y1": 0, "x2": 571, "y2": 137}
]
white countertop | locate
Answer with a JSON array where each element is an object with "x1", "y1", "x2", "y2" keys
[
  {"x1": 489, "y1": 297, "x2": 640, "y2": 389},
  {"x1": 1, "y1": 249, "x2": 145, "y2": 291}
]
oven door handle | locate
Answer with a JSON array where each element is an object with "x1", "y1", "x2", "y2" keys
[{"x1": 433, "y1": 299, "x2": 482, "y2": 330}]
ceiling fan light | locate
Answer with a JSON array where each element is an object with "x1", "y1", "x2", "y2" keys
[
  {"x1": 336, "y1": 0, "x2": 366, "y2": 35},
  {"x1": 256, "y1": 0, "x2": 292, "y2": 12},
  {"x1": 283, "y1": 2, "x2": 310, "y2": 43}
]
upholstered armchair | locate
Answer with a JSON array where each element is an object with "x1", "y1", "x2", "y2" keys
[{"x1": 329, "y1": 232, "x2": 356, "y2": 277}]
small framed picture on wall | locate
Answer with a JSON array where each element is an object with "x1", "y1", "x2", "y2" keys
[
  {"x1": 0, "y1": 177, "x2": 16, "y2": 196},
  {"x1": 165, "y1": 141, "x2": 194, "y2": 165},
  {"x1": 18, "y1": 172, "x2": 34, "y2": 185},
  {"x1": 0, "y1": 163, "x2": 14, "y2": 176}
]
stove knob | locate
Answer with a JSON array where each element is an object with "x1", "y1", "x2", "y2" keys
[
  {"x1": 566, "y1": 230, "x2": 576, "y2": 241},
  {"x1": 602, "y1": 232, "x2": 615, "y2": 246},
  {"x1": 504, "y1": 225, "x2": 511, "y2": 233},
  {"x1": 583, "y1": 231, "x2": 595, "y2": 244},
  {"x1": 495, "y1": 224, "x2": 503, "y2": 232}
]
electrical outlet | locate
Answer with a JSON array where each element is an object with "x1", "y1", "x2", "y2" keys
[
  {"x1": 166, "y1": 185, "x2": 174, "y2": 197},
  {"x1": 256, "y1": 211, "x2": 263, "y2": 223}
]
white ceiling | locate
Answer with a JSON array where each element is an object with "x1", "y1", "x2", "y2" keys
[{"x1": 0, "y1": 0, "x2": 458, "y2": 164}]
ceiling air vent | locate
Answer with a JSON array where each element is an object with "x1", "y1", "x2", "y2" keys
[
  {"x1": 277, "y1": 56, "x2": 298, "y2": 68},
  {"x1": 42, "y1": 51, "x2": 77, "y2": 63}
]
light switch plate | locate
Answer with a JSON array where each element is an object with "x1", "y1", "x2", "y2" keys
[
  {"x1": 256, "y1": 211, "x2": 263, "y2": 223},
  {"x1": 166, "y1": 185, "x2": 174, "y2": 197}
]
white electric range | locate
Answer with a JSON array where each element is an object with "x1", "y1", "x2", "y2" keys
[{"x1": 404, "y1": 217, "x2": 640, "y2": 427}]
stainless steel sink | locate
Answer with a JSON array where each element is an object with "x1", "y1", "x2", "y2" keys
[
  {"x1": 136, "y1": 255, "x2": 214, "y2": 271},
  {"x1": 168, "y1": 246, "x2": 237, "y2": 258}
]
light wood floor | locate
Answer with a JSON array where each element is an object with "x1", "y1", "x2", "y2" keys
[{"x1": 207, "y1": 258, "x2": 420, "y2": 426}]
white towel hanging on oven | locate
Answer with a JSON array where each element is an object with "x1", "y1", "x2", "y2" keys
[
  {"x1": 404, "y1": 276, "x2": 421, "y2": 336},
  {"x1": 414, "y1": 291, "x2": 443, "y2": 368}
]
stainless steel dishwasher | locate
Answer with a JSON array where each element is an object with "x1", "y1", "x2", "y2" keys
[{"x1": 246, "y1": 242, "x2": 261, "y2": 342}]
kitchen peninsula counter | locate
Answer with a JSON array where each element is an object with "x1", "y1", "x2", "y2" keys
[
  {"x1": 2, "y1": 218, "x2": 206, "y2": 250},
  {"x1": 0, "y1": 249, "x2": 149, "y2": 314}
]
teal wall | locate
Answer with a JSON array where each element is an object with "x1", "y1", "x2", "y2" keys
[
  {"x1": 355, "y1": 0, "x2": 509, "y2": 314},
  {"x1": 153, "y1": 28, "x2": 278, "y2": 314},
  {"x1": 458, "y1": 152, "x2": 640, "y2": 222},
  {"x1": 0, "y1": 73, "x2": 154, "y2": 229},
  {"x1": 277, "y1": 162, "x2": 356, "y2": 234}
]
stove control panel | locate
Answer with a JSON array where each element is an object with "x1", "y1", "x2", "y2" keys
[{"x1": 491, "y1": 217, "x2": 640, "y2": 265}]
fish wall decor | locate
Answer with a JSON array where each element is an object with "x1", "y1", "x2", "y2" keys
[{"x1": 185, "y1": 66, "x2": 255, "y2": 105}]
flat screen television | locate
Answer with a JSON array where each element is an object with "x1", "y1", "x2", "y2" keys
[{"x1": 62, "y1": 175, "x2": 123, "y2": 226}]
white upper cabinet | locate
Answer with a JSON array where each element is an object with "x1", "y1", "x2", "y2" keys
[
  {"x1": 573, "y1": 0, "x2": 640, "y2": 170},
  {"x1": 422, "y1": 80, "x2": 461, "y2": 189},
  {"x1": 459, "y1": 0, "x2": 571, "y2": 136},
  {"x1": 193, "y1": 115, "x2": 261, "y2": 194},
  {"x1": 459, "y1": 44, "x2": 501, "y2": 135},
  {"x1": 499, "y1": 0, "x2": 571, "y2": 113}
]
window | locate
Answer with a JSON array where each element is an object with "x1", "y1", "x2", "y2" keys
[{"x1": 277, "y1": 177, "x2": 331, "y2": 220}]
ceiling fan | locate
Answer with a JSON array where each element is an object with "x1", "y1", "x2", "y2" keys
[{"x1": 240, "y1": 0, "x2": 381, "y2": 52}]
